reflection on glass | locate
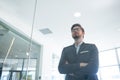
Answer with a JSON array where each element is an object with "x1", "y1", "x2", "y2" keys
[{"x1": 99, "y1": 50, "x2": 118, "y2": 67}]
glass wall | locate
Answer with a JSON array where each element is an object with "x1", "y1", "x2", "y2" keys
[
  {"x1": 0, "y1": 0, "x2": 43, "y2": 80},
  {"x1": 98, "y1": 48, "x2": 120, "y2": 80},
  {"x1": 0, "y1": 20, "x2": 42, "y2": 80},
  {"x1": 0, "y1": 59, "x2": 36, "y2": 80}
]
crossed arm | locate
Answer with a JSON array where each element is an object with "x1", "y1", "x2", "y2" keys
[
  {"x1": 65, "y1": 61, "x2": 88, "y2": 76},
  {"x1": 58, "y1": 44, "x2": 99, "y2": 75}
]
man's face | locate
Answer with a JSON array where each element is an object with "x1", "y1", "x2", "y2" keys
[{"x1": 71, "y1": 26, "x2": 84, "y2": 40}]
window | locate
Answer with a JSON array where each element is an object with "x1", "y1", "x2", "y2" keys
[
  {"x1": 98, "y1": 48, "x2": 120, "y2": 80},
  {"x1": 99, "y1": 66, "x2": 120, "y2": 80},
  {"x1": 99, "y1": 50, "x2": 118, "y2": 67}
]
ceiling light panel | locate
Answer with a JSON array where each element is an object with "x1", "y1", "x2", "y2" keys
[{"x1": 39, "y1": 28, "x2": 52, "y2": 35}]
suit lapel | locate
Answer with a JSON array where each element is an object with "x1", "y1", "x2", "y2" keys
[
  {"x1": 71, "y1": 44, "x2": 77, "y2": 55},
  {"x1": 78, "y1": 42, "x2": 85, "y2": 54},
  {"x1": 71, "y1": 43, "x2": 86, "y2": 55}
]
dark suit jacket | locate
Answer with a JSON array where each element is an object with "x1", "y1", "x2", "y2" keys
[{"x1": 58, "y1": 42, "x2": 99, "y2": 80}]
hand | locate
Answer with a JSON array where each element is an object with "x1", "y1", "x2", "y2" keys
[
  {"x1": 80, "y1": 63, "x2": 88, "y2": 67},
  {"x1": 69, "y1": 73, "x2": 74, "y2": 76}
]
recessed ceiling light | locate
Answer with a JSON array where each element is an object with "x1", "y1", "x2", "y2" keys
[
  {"x1": 26, "y1": 52, "x2": 29, "y2": 56},
  {"x1": 74, "y1": 12, "x2": 81, "y2": 17}
]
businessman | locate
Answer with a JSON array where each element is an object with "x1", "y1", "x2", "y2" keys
[{"x1": 58, "y1": 23, "x2": 99, "y2": 80}]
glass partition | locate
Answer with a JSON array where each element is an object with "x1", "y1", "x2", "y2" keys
[
  {"x1": 98, "y1": 48, "x2": 120, "y2": 80},
  {"x1": 0, "y1": 24, "x2": 42, "y2": 80},
  {"x1": 0, "y1": 0, "x2": 43, "y2": 80}
]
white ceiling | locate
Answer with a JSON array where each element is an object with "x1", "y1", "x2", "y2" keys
[{"x1": 0, "y1": 0, "x2": 120, "y2": 52}]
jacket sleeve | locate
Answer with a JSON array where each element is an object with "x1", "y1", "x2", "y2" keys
[
  {"x1": 75, "y1": 44, "x2": 99, "y2": 75},
  {"x1": 58, "y1": 48, "x2": 80, "y2": 74}
]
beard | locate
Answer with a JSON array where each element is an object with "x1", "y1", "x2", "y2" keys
[{"x1": 72, "y1": 35, "x2": 80, "y2": 41}]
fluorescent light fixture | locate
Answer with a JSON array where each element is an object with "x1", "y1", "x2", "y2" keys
[{"x1": 74, "y1": 12, "x2": 81, "y2": 17}]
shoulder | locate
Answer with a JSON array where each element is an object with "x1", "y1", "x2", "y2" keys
[
  {"x1": 83, "y1": 42, "x2": 96, "y2": 46},
  {"x1": 82, "y1": 42, "x2": 98, "y2": 50},
  {"x1": 63, "y1": 44, "x2": 74, "y2": 50},
  {"x1": 84, "y1": 42, "x2": 98, "y2": 51},
  {"x1": 61, "y1": 45, "x2": 74, "y2": 54}
]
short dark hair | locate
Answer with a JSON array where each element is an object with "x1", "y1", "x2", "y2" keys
[{"x1": 71, "y1": 23, "x2": 85, "y2": 32}]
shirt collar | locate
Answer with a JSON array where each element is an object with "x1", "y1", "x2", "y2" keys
[{"x1": 75, "y1": 41, "x2": 83, "y2": 48}]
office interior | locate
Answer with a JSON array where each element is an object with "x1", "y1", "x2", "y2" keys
[{"x1": 0, "y1": 0, "x2": 120, "y2": 80}]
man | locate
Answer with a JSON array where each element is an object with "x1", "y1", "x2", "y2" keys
[{"x1": 58, "y1": 23, "x2": 99, "y2": 80}]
